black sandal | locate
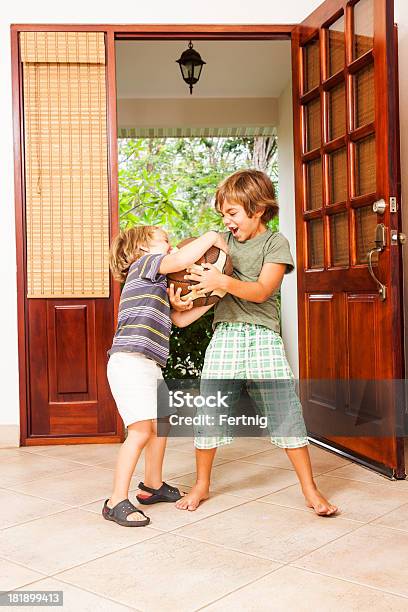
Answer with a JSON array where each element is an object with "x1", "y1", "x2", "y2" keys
[
  {"x1": 102, "y1": 499, "x2": 150, "y2": 527},
  {"x1": 136, "y1": 481, "x2": 184, "y2": 505}
]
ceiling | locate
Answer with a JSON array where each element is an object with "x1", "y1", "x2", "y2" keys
[{"x1": 115, "y1": 40, "x2": 292, "y2": 99}]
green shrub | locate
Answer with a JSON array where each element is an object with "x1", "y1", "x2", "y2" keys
[{"x1": 163, "y1": 309, "x2": 214, "y2": 379}]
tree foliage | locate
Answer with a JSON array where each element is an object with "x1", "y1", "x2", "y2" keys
[
  {"x1": 118, "y1": 136, "x2": 279, "y2": 378},
  {"x1": 119, "y1": 136, "x2": 278, "y2": 237}
]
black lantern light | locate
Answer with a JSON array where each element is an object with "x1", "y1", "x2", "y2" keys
[{"x1": 176, "y1": 41, "x2": 206, "y2": 95}]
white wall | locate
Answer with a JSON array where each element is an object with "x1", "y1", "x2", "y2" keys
[
  {"x1": 395, "y1": 2, "x2": 408, "y2": 376},
  {"x1": 277, "y1": 80, "x2": 299, "y2": 378},
  {"x1": 2, "y1": 0, "x2": 407, "y2": 437},
  {"x1": 118, "y1": 97, "x2": 278, "y2": 132}
]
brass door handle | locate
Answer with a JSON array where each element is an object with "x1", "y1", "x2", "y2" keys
[
  {"x1": 368, "y1": 248, "x2": 386, "y2": 301},
  {"x1": 367, "y1": 224, "x2": 386, "y2": 301}
]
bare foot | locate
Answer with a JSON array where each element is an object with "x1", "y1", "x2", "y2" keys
[
  {"x1": 175, "y1": 482, "x2": 209, "y2": 511},
  {"x1": 303, "y1": 487, "x2": 338, "y2": 516}
]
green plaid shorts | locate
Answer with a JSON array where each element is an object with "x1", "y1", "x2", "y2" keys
[{"x1": 195, "y1": 322, "x2": 309, "y2": 450}]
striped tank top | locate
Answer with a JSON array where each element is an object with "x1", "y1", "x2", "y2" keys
[{"x1": 108, "y1": 253, "x2": 170, "y2": 367}]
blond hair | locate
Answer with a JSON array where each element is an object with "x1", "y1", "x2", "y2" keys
[
  {"x1": 109, "y1": 225, "x2": 158, "y2": 283},
  {"x1": 215, "y1": 169, "x2": 278, "y2": 223}
]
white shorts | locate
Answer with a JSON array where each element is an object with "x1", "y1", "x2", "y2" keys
[{"x1": 107, "y1": 352, "x2": 169, "y2": 426}]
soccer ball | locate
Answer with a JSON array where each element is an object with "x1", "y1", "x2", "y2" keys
[{"x1": 167, "y1": 238, "x2": 233, "y2": 307}]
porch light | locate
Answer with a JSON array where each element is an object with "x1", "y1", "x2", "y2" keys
[{"x1": 176, "y1": 41, "x2": 206, "y2": 95}]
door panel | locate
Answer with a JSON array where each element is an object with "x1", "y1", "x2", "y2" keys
[
  {"x1": 292, "y1": 0, "x2": 405, "y2": 477},
  {"x1": 48, "y1": 303, "x2": 96, "y2": 401},
  {"x1": 27, "y1": 299, "x2": 118, "y2": 439}
]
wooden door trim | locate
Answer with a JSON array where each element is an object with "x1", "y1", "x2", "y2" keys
[
  {"x1": 11, "y1": 27, "x2": 28, "y2": 445},
  {"x1": 309, "y1": 436, "x2": 395, "y2": 478},
  {"x1": 11, "y1": 23, "x2": 293, "y2": 445},
  {"x1": 11, "y1": 24, "x2": 294, "y2": 36},
  {"x1": 392, "y1": 23, "x2": 405, "y2": 479}
]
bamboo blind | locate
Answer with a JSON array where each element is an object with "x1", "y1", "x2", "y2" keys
[
  {"x1": 353, "y1": 0, "x2": 374, "y2": 59},
  {"x1": 308, "y1": 218, "x2": 324, "y2": 269},
  {"x1": 328, "y1": 15, "x2": 345, "y2": 77},
  {"x1": 329, "y1": 82, "x2": 346, "y2": 141},
  {"x1": 306, "y1": 97, "x2": 321, "y2": 151},
  {"x1": 20, "y1": 31, "x2": 105, "y2": 64},
  {"x1": 307, "y1": 158, "x2": 322, "y2": 211},
  {"x1": 355, "y1": 63, "x2": 375, "y2": 128},
  {"x1": 330, "y1": 212, "x2": 349, "y2": 267},
  {"x1": 355, "y1": 135, "x2": 376, "y2": 196},
  {"x1": 304, "y1": 39, "x2": 320, "y2": 92},
  {"x1": 21, "y1": 32, "x2": 110, "y2": 298},
  {"x1": 330, "y1": 147, "x2": 347, "y2": 204}
]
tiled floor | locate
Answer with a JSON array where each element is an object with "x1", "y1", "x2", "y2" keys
[{"x1": 1, "y1": 439, "x2": 408, "y2": 611}]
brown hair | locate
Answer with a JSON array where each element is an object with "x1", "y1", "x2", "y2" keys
[
  {"x1": 215, "y1": 169, "x2": 278, "y2": 223},
  {"x1": 109, "y1": 225, "x2": 158, "y2": 283}
]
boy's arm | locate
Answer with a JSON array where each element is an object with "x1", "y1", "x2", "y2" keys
[
  {"x1": 159, "y1": 232, "x2": 228, "y2": 275},
  {"x1": 171, "y1": 304, "x2": 214, "y2": 328},
  {"x1": 184, "y1": 262, "x2": 286, "y2": 303},
  {"x1": 168, "y1": 282, "x2": 213, "y2": 327}
]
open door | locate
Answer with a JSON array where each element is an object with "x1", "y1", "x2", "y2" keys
[{"x1": 292, "y1": 0, "x2": 405, "y2": 478}]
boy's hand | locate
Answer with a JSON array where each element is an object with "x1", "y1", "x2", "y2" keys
[
  {"x1": 168, "y1": 284, "x2": 193, "y2": 312},
  {"x1": 213, "y1": 233, "x2": 229, "y2": 253},
  {"x1": 185, "y1": 263, "x2": 226, "y2": 293}
]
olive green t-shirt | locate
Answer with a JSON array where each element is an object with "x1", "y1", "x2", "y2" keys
[{"x1": 213, "y1": 228, "x2": 295, "y2": 333}]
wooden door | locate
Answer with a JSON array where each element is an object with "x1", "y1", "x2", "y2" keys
[
  {"x1": 292, "y1": 0, "x2": 405, "y2": 477},
  {"x1": 13, "y1": 30, "x2": 122, "y2": 445}
]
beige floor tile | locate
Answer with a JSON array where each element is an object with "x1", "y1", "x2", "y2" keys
[
  {"x1": 293, "y1": 524, "x2": 408, "y2": 598},
  {"x1": 174, "y1": 500, "x2": 358, "y2": 563},
  {"x1": 21, "y1": 443, "x2": 122, "y2": 466},
  {"x1": 0, "y1": 454, "x2": 83, "y2": 487},
  {"x1": 166, "y1": 437, "x2": 272, "y2": 458},
  {"x1": 56, "y1": 532, "x2": 278, "y2": 611},
  {"x1": 175, "y1": 460, "x2": 299, "y2": 499},
  {"x1": 97, "y1": 448, "x2": 201, "y2": 480},
  {"x1": 0, "y1": 489, "x2": 71, "y2": 530},
  {"x1": 164, "y1": 437, "x2": 196, "y2": 453},
  {"x1": 82, "y1": 491, "x2": 245, "y2": 532},
  {"x1": 324, "y1": 463, "x2": 408, "y2": 487},
  {"x1": 0, "y1": 448, "x2": 33, "y2": 460},
  {"x1": 15, "y1": 577, "x2": 135, "y2": 611},
  {"x1": 0, "y1": 508, "x2": 161, "y2": 574},
  {"x1": 9, "y1": 466, "x2": 142, "y2": 506},
  {"x1": 204, "y1": 565, "x2": 408, "y2": 611},
  {"x1": 99, "y1": 447, "x2": 227, "y2": 478},
  {"x1": 210, "y1": 438, "x2": 273, "y2": 461},
  {"x1": 372, "y1": 502, "x2": 408, "y2": 531},
  {"x1": 0, "y1": 558, "x2": 44, "y2": 591},
  {"x1": 241, "y1": 444, "x2": 350, "y2": 475},
  {"x1": 260, "y1": 475, "x2": 408, "y2": 522}
]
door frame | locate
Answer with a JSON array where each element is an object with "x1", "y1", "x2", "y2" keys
[
  {"x1": 11, "y1": 24, "x2": 293, "y2": 445},
  {"x1": 11, "y1": 22, "x2": 404, "y2": 469}
]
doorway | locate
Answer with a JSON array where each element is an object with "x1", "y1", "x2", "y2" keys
[
  {"x1": 115, "y1": 39, "x2": 289, "y2": 379},
  {"x1": 12, "y1": 3, "x2": 406, "y2": 480}
]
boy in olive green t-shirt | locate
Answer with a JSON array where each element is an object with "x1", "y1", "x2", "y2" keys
[
  {"x1": 213, "y1": 227, "x2": 294, "y2": 333},
  {"x1": 170, "y1": 169, "x2": 338, "y2": 518}
]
